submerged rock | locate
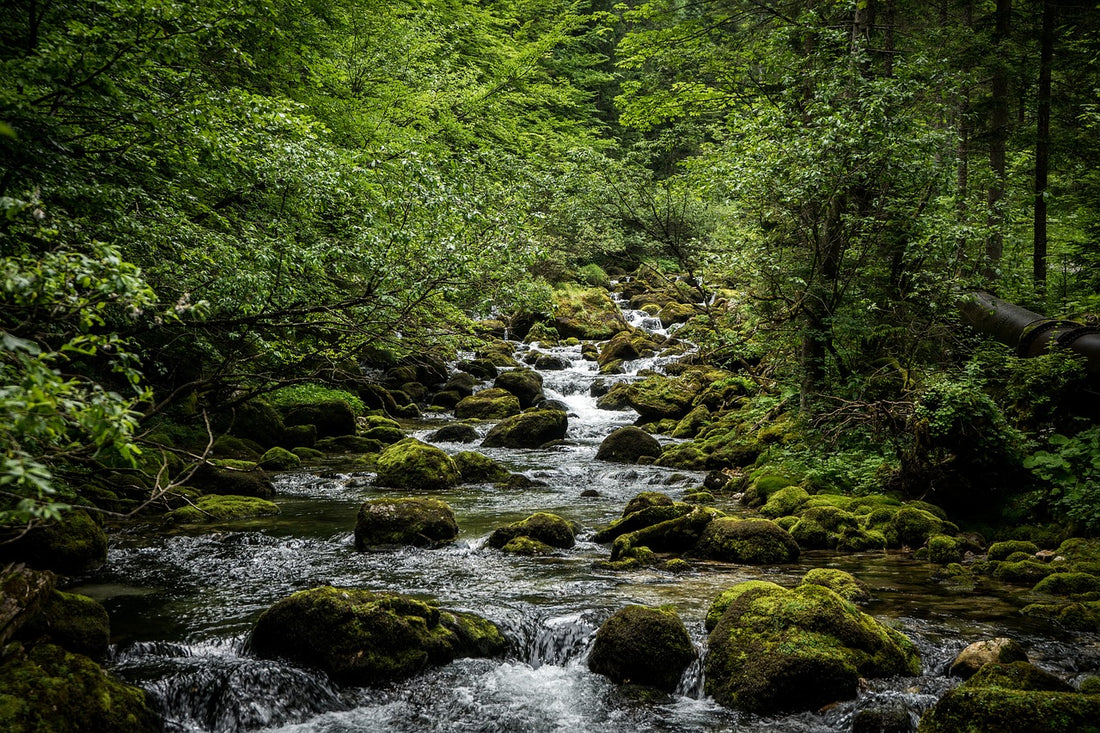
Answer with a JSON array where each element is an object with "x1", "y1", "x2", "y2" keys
[
  {"x1": 354, "y1": 497, "x2": 458, "y2": 549},
  {"x1": 919, "y1": 661, "x2": 1099, "y2": 732},
  {"x1": 595, "y1": 427, "x2": 662, "y2": 464},
  {"x1": 587, "y1": 605, "x2": 695, "y2": 692},
  {"x1": 248, "y1": 587, "x2": 506, "y2": 684},
  {"x1": 480, "y1": 410, "x2": 568, "y2": 449},
  {"x1": 374, "y1": 438, "x2": 461, "y2": 490},
  {"x1": 704, "y1": 581, "x2": 921, "y2": 713}
]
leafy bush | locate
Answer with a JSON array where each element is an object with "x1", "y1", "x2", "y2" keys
[
  {"x1": 1024, "y1": 427, "x2": 1100, "y2": 532},
  {"x1": 577, "y1": 263, "x2": 611, "y2": 288}
]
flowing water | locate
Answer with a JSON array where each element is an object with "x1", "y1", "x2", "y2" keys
[{"x1": 71, "y1": 305, "x2": 1100, "y2": 732}]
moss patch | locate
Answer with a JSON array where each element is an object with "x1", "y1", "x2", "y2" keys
[{"x1": 166, "y1": 495, "x2": 280, "y2": 524}]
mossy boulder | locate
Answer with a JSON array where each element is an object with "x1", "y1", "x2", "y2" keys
[
  {"x1": 1020, "y1": 601, "x2": 1100, "y2": 632},
  {"x1": 587, "y1": 605, "x2": 695, "y2": 692},
  {"x1": 919, "y1": 662, "x2": 1100, "y2": 733},
  {"x1": 890, "y1": 506, "x2": 954, "y2": 548},
  {"x1": 480, "y1": 410, "x2": 568, "y2": 449},
  {"x1": 228, "y1": 399, "x2": 287, "y2": 449},
  {"x1": 248, "y1": 586, "x2": 506, "y2": 685},
  {"x1": 949, "y1": 638, "x2": 1029, "y2": 679},
  {"x1": 523, "y1": 321, "x2": 560, "y2": 346},
  {"x1": 658, "y1": 302, "x2": 696, "y2": 328},
  {"x1": 315, "y1": 435, "x2": 384, "y2": 454},
  {"x1": 596, "y1": 331, "x2": 658, "y2": 367},
  {"x1": 595, "y1": 427, "x2": 662, "y2": 463},
  {"x1": 989, "y1": 540, "x2": 1041, "y2": 561},
  {"x1": 354, "y1": 497, "x2": 459, "y2": 549},
  {"x1": 453, "y1": 451, "x2": 512, "y2": 484},
  {"x1": 596, "y1": 374, "x2": 699, "y2": 420},
  {"x1": 374, "y1": 438, "x2": 461, "y2": 490},
  {"x1": 283, "y1": 400, "x2": 358, "y2": 438},
  {"x1": 428, "y1": 424, "x2": 480, "y2": 443},
  {"x1": 654, "y1": 442, "x2": 707, "y2": 470},
  {"x1": 593, "y1": 502, "x2": 695, "y2": 544},
  {"x1": 499, "y1": 536, "x2": 558, "y2": 555},
  {"x1": 282, "y1": 424, "x2": 318, "y2": 448},
  {"x1": 0, "y1": 643, "x2": 161, "y2": 732},
  {"x1": 191, "y1": 462, "x2": 275, "y2": 499},
  {"x1": 1032, "y1": 572, "x2": 1100, "y2": 596},
  {"x1": 928, "y1": 534, "x2": 964, "y2": 564},
  {"x1": 454, "y1": 389, "x2": 522, "y2": 420},
  {"x1": 493, "y1": 369, "x2": 545, "y2": 409},
  {"x1": 740, "y1": 472, "x2": 800, "y2": 508},
  {"x1": 693, "y1": 518, "x2": 800, "y2": 564},
  {"x1": 487, "y1": 513, "x2": 575, "y2": 550},
  {"x1": 166, "y1": 495, "x2": 280, "y2": 524},
  {"x1": 17, "y1": 590, "x2": 110, "y2": 661},
  {"x1": 671, "y1": 404, "x2": 710, "y2": 439},
  {"x1": 801, "y1": 569, "x2": 870, "y2": 603},
  {"x1": 0, "y1": 510, "x2": 108, "y2": 576},
  {"x1": 992, "y1": 560, "x2": 1055, "y2": 584},
  {"x1": 623, "y1": 492, "x2": 675, "y2": 516},
  {"x1": 610, "y1": 506, "x2": 724, "y2": 560},
  {"x1": 360, "y1": 421, "x2": 405, "y2": 445},
  {"x1": 257, "y1": 446, "x2": 302, "y2": 471},
  {"x1": 705, "y1": 582, "x2": 921, "y2": 713},
  {"x1": 456, "y1": 359, "x2": 499, "y2": 381},
  {"x1": 759, "y1": 485, "x2": 810, "y2": 519},
  {"x1": 552, "y1": 287, "x2": 630, "y2": 340},
  {"x1": 476, "y1": 341, "x2": 520, "y2": 368}
]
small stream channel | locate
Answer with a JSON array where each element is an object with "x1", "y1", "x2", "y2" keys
[{"x1": 71, "y1": 299, "x2": 1100, "y2": 732}]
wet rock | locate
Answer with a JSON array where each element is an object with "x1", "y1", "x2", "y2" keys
[
  {"x1": 537, "y1": 398, "x2": 570, "y2": 412},
  {"x1": 552, "y1": 287, "x2": 630, "y2": 340},
  {"x1": 1032, "y1": 572, "x2": 1100, "y2": 596},
  {"x1": 248, "y1": 587, "x2": 505, "y2": 684},
  {"x1": 524, "y1": 321, "x2": 561, "y2": 346},
  {"x1": 374, "y1": 438, "x2": 461, "y2": 490},
  {"x1": 1, "y1": 565, "x2": 55, "y2": 647},
  {"x1": 428, "y1": 424, "x2": 480, "y2": 443},
  {"x1": 493, "y1": 369, "x2": 545, "y2": 409},
  {"x1": 0, "y1": 510, "x2": 108, "y2": 575},
  {"x1": 282, "y1": 423, "x2": 317, "y2": 448},
  {"x1": 597, "y1": 331, "x2": 659, "y2": 367},
  {"x1": 889, "y1": 506, "x2": 954, "y2": 548},
  {"x1": 430, "y1": 390, "x2": 463, "y2": 409},
  {"x1": 358, "y1": 383, "x2": 400, "y2": 415},
  {"x1": 499, "y1": 536, "x2": 558, "y2": 555},
  {"x1": 534, "y1": 354, "x2": 570, "y2": 370},
  {"x1": 315, "y1": 435, "x2": 384, "y2": 454},
  {"x1": 480, "y1": 410, "x2": 568, "y2": 449},
  {"x1": 1020, "y1": 600, "x2": 1100, "y2": 632},
  {"x1": 454, "y1": 388, "x2": 522, "y2": 420},
  {"x1": 453, "y1": 451, "x2": 512, "y2": 484},
  {"x1": 258, "y1": 446, "x2": 302, "y2": 471},
  {"x1": 476, "y1": 341, "x2": 521, "y2": 368},
  {"x1": 758, "y1": 485, "x2": 809, "y2": 519},
  {"x1": 597, "y1": 374, "x2": 700, "y2": 420},
  {"x1": 671, "y1": 404, "x2": 710, "y2": 439},
  {"x1": 17, "y1": 590, "x2": 110, "y2": 661},
  {"x1": 800, "y1": 568, "x2": 870, "y2": 603},
  {"x1": 658, "y1": 302, "x2": 696, "y2": 328},
  {"x1": 988, "y1": 540, "x2": 1041, "y2": 561},
  {"x1": 610, "y1": 506, "x2": 723, "y2": 560},
  {"x1": 399, "y1": 381, "x2": 429, "y2": 404},
  {"x1": 456, "y1": 359, "x2": 499, "y2": 381},
  {"x1": 487, "y1": 512, "x2": 575, "y2": 550},
  {"x1": 919, "y1": 662, "x2": 1098, "y2": 732},
  {"x1": 0, "y1": 643, "x2": 161, "y2": 732},
  {"x1": 950, "y1": 638, "x2": 1029, "y2": 679},
  {"x1": 587, "y1": 605, "x2": 695, "y2": 692},
  {"x1": 228, "y1": 399, "x2": 287, "y2": 449},
  {"x1": 283, "y1": 400, "x2": 358, "y2": 438},
  {"x1": 623, "y1": 491, "x2": 675, "y2": 516},
  {"x1": 593, "y1": 502, "x2": 694, "y2": 544},
  {"x1": 354, "y1": 497, "x2": 459, "y2": 549},
  {"x1": 693, "y1": 518, "x2": 799, "y2": 564},
  {"x1": 595, "y1": 427, "x2": 662, "y2": 464},
  {"x1": 704, "y1": 582, "x2": 921, "y2": 713},
  {"x1": 851, "y1": 701, "x2": 912, "y2": 733},
  {"x1": 443, "y1": 372, "x2": 477, "y2": 398},
  {"x1": 166, "y1": 495, "x2": 280, "y2": 524}
]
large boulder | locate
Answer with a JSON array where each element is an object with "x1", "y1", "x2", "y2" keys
[
  {"x1": 428, "y1": 424, "x2": 480, "y2": 444},
  {"x1": 0, "y1": 510, "x2": 108, "y2": 575},
  {"x1": 354, "y1": 497, "x2": 459, "y2": 549},
  {"x1": 228, "y1": 400, "x2": 287, "y2": 449},
  {"x1": 587, "y1": 605, "x2": 695, "y2": 692},
  {"x1": 454, "y1": 389, "x2": 522, "y2": 420},
  {"x1": 919, "y1": 662, "x2": 1100, "y2": 733},
  {"x1": 609, "y1": 506, "x2": 724, "y2": 560},
  {"x1": 552, "y1": 287, "x2": 631, "y2": 340},
  {"x1": 191, "y1": 462, "x2": 275, "y2": 499},
  {"x1": 593, "y1": 502, "x2": 695, "y2": 544},
  {"x1": 487, "y1": 513, "x2": 575, "y2": 550},
  {"x1": 481, "y1": 410, "x2": 568, "y2": 449},
  {"x1": 596, "y1": 374, "x2": 700, "y2": 420},
  {"x1": 165, "y1": 495, "x2": 281, "y2": 524},
  {"x1": 453, "y1": 451, "x2": 512, "y2": 484},
  {"x1": 705, "y1": 581, "x2": 921, "y2": 713},
  {"x1": 16, "y1": 590, "x2": 110, "y2": 661},
  {"x1": 283, "y1": 400, "x2": 358, "y2": 438},
  {"x1": 693, "y1": 518, "x2": 800, "y2": 564},
  {"x1": 374, "y1": 438, "x2": 461, "y2": 490},
  {"x1": 493, "y1": 370, "x2": 545, "y2": 409},
  {"x1": 0, "y1": 643, "x2": 161, "y2": 732},
  {"x1": 595, "y1": 427, "x2": 662, "y2": 464},
  {"x1": 596, "y1": 331, "x2": 659, "y2": 368},
  {"x1": 949, "y1": 638, "x2": 1029, "y2": 679},
  {"x1": 248, "y1": 587, "x2": 506, "y2": 684}
]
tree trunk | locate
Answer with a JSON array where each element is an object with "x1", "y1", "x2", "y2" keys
[
  {"x1": 985, "y1": 0, "x2": 1011, "y2": 282},
  {"x1": 1033, "y1": 0, "x2": 1054, "y2": 295}
]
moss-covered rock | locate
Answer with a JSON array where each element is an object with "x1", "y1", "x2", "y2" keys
[
  {"x1": 587, "y1": 605, "x2": 695, "y2": 692},
  {"x1": 248, "y1": 586, "x2": 506, "y2": 684},
  {"x1": 693, "y1": 518, "x2": 799, "y2": 564},
  {"x1": 741, "y1": 472, "x2": 800, "y2": 508},
  {"x1": 283, "y1": 400, "x2": 358, "y2": 438},
  {"x1": 17, "y1": 591, "x2": 110, "y2": 661},
  {"x1": 593, "y1": 502, "x2": 695, "y2": 544},
  {"x1": 1020, "y1": 601, "x2": 1100, "y2": 632},
  {"x1": 454, "y1": 389, "x2": 522, "y2": 420},
  {"x1": 315, "y1": 435, "x2": 384, "y2": 453},
  {"x1": 428, "y1": 424, "x2": 480, "y2": 443},
  {"x1": 0, "y1": 510, "x2": 108, "y2": 576},
  {"x1": 595, "y1": 427, "x2": 662, "y2": 464},
  {"x1": 658, "y1": 302, "x2": 696, "y2": 328},
  {"x1": 228, "y1": 399, "x2": 287, "y2": 449},
  {"x1": 759, "y1": 485, "x2": 810, "y2": 519},
  {"x1": 992, "y1": 560, "x2": 1055, "y2": 584},
  {"x1": 596, "y1": 331, "x2": 659, "y2": 368},
  {"x1": 191, "y1": 462, "x2": 275, "y2": 499},
  {"x1": 456, "y1": 358, "x2": 499, "y2": 381},
  {"x1": 623, "y1": 491, "x2": 675, "y2": 516},
  {"x1": 918, "y1": 662, "x2": 1099, "y2": 733},
  {"x1": 487, "y1": 513, "x2": 575, "y2": 550},
  {"x1": 890, "y1": 506, "x2": 953, "y2": 548},
  {"x1": 705, "y1": 582, "x2": 920, "y2": 713},
  {"x1": 671, "y1": 404, "x2": 710, "y2": 439},
  {"x1": 354, "y1": 497, "x2": 459, "y2": 549},
  {"x1": 654, "y1": 442, "x2": 707, "y2": 470},
  {"x1": 499, "y1": 536, "x2": 558, "y2": 555},
  {"x1": 801, "y1": 568, "x2": 870, "y2": 603},
  {"x1": 257, "y1": 446, "x2": 302, "y2": 471},
  {"x1": 596, "y1": 374, "x2": 699, "y2": 420},
  {"x1": 374, "y1": 438, "x2": 461, "y2": 490},
  {"x1": 1032, "y1": 572, "x2": 1100, "y2": 596},
  {"x1": 610, "y1": 506, "x2": 724, "y2": 560},
  {"x1": 523, "y1": 321, "x2": 561, "y2": 346},
  {"x1": 476, "y1": 341, "x2": 520, "y2": 368},
  {"x1": 989, "y1": 540, "x2": 1041, "y2": 561},
  {"x1": 949, "y1": 638, "x2": 1029, "y2": 679},
  {"x1": 166, "y1": 495, "x2": 280, "y2": 524},
  {"x1": 480, "y1": 409, "x2": 568, "y2": 449},
  {"x1": 0, "y1": 643, "x2": 161, "y2": 732},
  {"x1": 453, "y1": 451, "x2": 512, "y2": 484},
  {"x1": 552, "y1": 287, "x2": 630, "y2": 340},
  {"x1": 493, "y1": 369, "x2": 545, "y2": 409},
  {"x1": 928, "y1": 534, "x2": 964, "y2": 564}
]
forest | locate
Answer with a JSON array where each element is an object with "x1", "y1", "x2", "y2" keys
[{"x1": 3, "y1": 0, "x2": 1100, "y2": 731}]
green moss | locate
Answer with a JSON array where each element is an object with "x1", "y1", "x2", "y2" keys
[
  {"x1": 683, "y1": 490, "x2": 716, "y2": 504},
  {"x1": 375, "y1": 438, "x2": 461, "y2": 490},
  {"x1": 1021, "y1": 601, "x2": 1100, "y2": 632},
  {"x1": 258, "y1": 446, "x2": 302, "y2": 471},
  {"x1": 741, "y1": 472, "x2": 800, "y2": 508},
  {"x1": 801, "y1": 569, "x2": 869, "y2": 603},
  {"x1": 488, "y1": 513, "x2": 575, "y2": 550},
  {"x1": 890, "y1": 506, "x2": 950, "y2": 548},
  {"x1": 654, "y1": 443, "x2": 707, "y2": 470},
  {"x1": 454, "y1": 389, "x2": 522, "y2": 419},
  {"x1": 610, "y1": 506, "x2": 724, "y2": 560},
  {"x1": 587, "y1": 605, "x2": 695, "y2": 692},
  {"x1": 166, "y1": 495, "x2": 280, "y2": 524},
  {"x1": 18, "y1": 591, "x2": 110, "y2": 661},
  {"x1": 1033, "y1": 572, "x2": 1100, "y2": 596},
  {"x1": 928, "y1": 534, "x2": 963, "y2": 564},
  {"x1": 269, "y1": 384, "x2": 365, "y2": 415},
  {"x1": 790, "y1": 517, "x2": 830, "y2": 549},
  {"x1": 993, "y1": 560, "x2": 1055, "y2": 584},
  {"x1": 480, "y1": 410, "x2": 568, "y2": 449},
  {"x1": 989, "y1": 540, "x2": 1041, "y2": 561},
  {"x1": 0, "y1": 510, "x2": 108, "y2": 575},
  {"x1": 315, "y1": 435, "x2": 384, "y2": 453},
  {"x1": 759, "y1": 485, "x2": 810, "y2": 519},
  {"x1": 705, "y1": 581, "x2": 786, "y2": 632},
  {"x1": 292, "y1": 447, "x2": 326, "y2": 461},
  {"x1": 452, "y1": 451, "x2": 512, "y2": 484},
  {"x1": 0, "y1": 643, "x2": 160, "y2": 732},
  {"x1": 499, "y1": 536, "x2": 557, "y2": 555},
  {"x1": 693, "y1": 518, "x2": 799, "y2": 564},
  {"x1": 355, "y1": 497, "x2": 458, "y2": 549},
  {"x1": 1079, "y1": 676, "x2": 1100, "y2": 695}
]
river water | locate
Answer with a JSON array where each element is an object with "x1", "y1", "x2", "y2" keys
[{"x1": 72, "y1": 302, "x2": 1100, "y2": 732}]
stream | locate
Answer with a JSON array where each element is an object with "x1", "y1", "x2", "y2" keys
[{"x1": 70, "y1": 299, "x2": 1100, "y2": 732}]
